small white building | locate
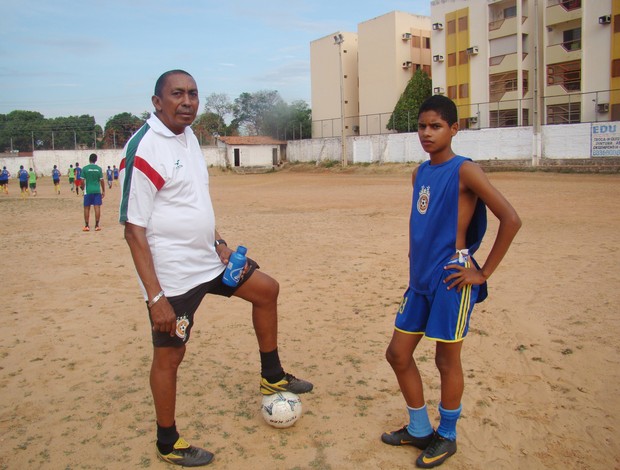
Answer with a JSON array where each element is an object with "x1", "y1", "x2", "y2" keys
[{"x1": 217, "y1": 136, "x2": 287, "y2": 168}]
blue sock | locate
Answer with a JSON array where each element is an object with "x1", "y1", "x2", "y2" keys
[
  {"x1": 437, "y1": 403, "x2": 462, "y2": 441},
  {"x1": 406, "y1": 404, "x2": 434, "y2": 438}
]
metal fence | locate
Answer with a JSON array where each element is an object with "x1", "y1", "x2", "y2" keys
[{"x1": 312, "y1": 89, "x2": 620, "y2": 137}]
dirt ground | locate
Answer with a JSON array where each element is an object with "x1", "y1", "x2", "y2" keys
[{"x1": 0, "y1": 166, "x2": 619, "y2": 470}]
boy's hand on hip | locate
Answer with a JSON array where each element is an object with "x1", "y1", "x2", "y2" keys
[{"x1": 444, "y1": 265, "x2": 486, "y2": 292}]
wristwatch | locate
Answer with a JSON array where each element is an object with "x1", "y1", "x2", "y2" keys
[{"x1": 215, "y1": 239, "x2": 227, "y2": 247}]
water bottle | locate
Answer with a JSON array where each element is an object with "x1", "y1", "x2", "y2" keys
[{"x1": 222, "y1": 245, "x2": 248, "y2": 287}]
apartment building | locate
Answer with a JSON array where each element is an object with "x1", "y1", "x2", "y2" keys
[
  {"x1": 310, "y1": 31, "x2": 359, "y2": 139},
  {"x1": 430, "y1": 0, "x2": 618, "y2": 129},
  {"x1": 310, "y1": 11, "x2": 431, "y2": 138}
]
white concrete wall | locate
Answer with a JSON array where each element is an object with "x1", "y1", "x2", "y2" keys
[
  {"x1": 1, "y1": 122, "x2": 611, "y2": 176},
  {"x1": 287, "y1": 122, "x2": 612, "y2": 163},
  {"x1": 0, "y1": 147, "x2": 226, "y2": 176}
]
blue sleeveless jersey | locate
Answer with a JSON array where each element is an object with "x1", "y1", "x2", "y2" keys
[{"x1": 409, "y1": 155, "x2": 487, "y2": 296}]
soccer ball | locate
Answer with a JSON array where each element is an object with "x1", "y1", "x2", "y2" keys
[{"x1": 261, "y1": 392, "x2": 303, "y2": 428}]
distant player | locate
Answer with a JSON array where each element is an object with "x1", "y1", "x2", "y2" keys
[
  {"x1": 113, "y1": 164, "x2": 119, "y2": 186},
  {"x1": 0, "y1": 166, "x2": 10, "y2": 194},
  {"x1": 68, "y1": 164, "x2": 75, "y2": 192},
  {"x1": 52, "y1": 165, "x2": 61, "y2": 194},
  {"x1": 74, "y1": 162, "x2": 83, "y2": 195},
  {"x1": 106, "y1": 166, "x2": 113, "y2": 189},
  {"x1": 17, "y1": 165, "x2": 29, "y2": 197},
  {"x1": 28, "y1": 167, "x2": 37, "y2": 196},
  {"x1": 82, "y1": 153, "x2": 105, "y2": 232}
]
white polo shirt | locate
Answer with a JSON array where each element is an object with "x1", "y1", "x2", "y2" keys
[{"x1": 119, "y1": 115, "x2": 225, "y2": 297}]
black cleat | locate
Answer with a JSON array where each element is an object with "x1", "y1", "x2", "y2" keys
[
  {"x1": 381, "y1": 425, "x2": 434, "y2": 449},
  {"x1": 415, "y1": 433, "x2": 457, "y2": 468}
]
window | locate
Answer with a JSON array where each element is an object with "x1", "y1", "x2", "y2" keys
[
  {"x1": 447, "y1": 86, "x2": 457, "y2": 99},
  {"x1": 447, "y1": 20, "x2": 456, "y2": 34},
  {"x1": 546, "y1": 102, "x2": 581, "y2": 124},
  {"x1": 490, "y1": 109, "x2": 529, "y2": 127},
  {"x1": 547, "y1": 60, "x2": 581, "y2": 91},
  {"x1": 459, "y1": 83, "x2": 469, "y2": 99},
  {"x1": 558, "y1": 0, "x2": 581, "y2": 11},
  {"x1": 504, "y1": 6, "x2": 517, "y2": 18},
  {"x1": 458, "y1": 16, "x2": 468, "y2": 31},
  {"x1": 613, "y1": 59, "x2": 620, "y2": 78},
  {"x1": 422, "y1": 64, "x2": 431, "y2": 76},
  {"x1": 423, "y1": 37, "x2": 431, "y2": 49},
  {"x1": 412, "y1": 36, "x2": 421, "y2": 48},
  {"x1": 615, "y1": 14, "x2": 620, "y2": 33},
  {"x1": 448, "y1": 53, "x2": 457, "y2": 66},
  {"x1": 563, "y1": 28, "x2": 581, "y2": 51},
  {"x1": 459, "y1": 50, "x2": 469, "y2": 64},
  {"x1": 489, "y1": 71, "x2": 528, "y2": 100}
]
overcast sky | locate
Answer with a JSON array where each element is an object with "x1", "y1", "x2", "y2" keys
[{"x1": 0, "y1": 0, "x2": 431, "y2": 126}]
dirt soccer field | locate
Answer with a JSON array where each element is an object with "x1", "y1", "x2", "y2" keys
[{"x1": 1, "y1": 166, "x2": 619, "y2": 469}]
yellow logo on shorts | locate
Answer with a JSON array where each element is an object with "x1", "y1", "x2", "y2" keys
[
  {"x1": 417, "y1": 186, "x2": 430, "y2": 215},
  {"x1": 176, "y1": 315, "x2": 190, "y2": 340}
]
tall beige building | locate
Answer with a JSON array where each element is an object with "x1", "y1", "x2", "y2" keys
[
  {"x1": 310, "y1": 11, "x2": 432, "y2": 138},
  {"x1": 358, "y1": 11, "x2": 432, "y2": 134},
  {"x1": 430, "y1": 0, "x2": 618, "y2": 129},
  {"x1": 310, "y1": 31, "x2": 359, "y2": 139}
]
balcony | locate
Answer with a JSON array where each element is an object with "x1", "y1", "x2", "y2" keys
[
  {"x1": 547, "y1": 38, "x2": 581, "y2": 65},
  {"x1": 546, "y1": 0, "x2": 582, "y2": 27}
]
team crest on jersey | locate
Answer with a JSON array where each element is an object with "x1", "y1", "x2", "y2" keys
[
  {"x1": 176, "y1": 315, "x2": 190, "y2": 340},
  {"x1": 417, "y1": 186, "x2": 430, "y2": 214}
]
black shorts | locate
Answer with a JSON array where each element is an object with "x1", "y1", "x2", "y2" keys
[
  {"x1": 149, "y1": 258, "x2": 259, "y2": 347},
  {"x1": 20, "y1": 181, "x2": 28, "y2": 189}
]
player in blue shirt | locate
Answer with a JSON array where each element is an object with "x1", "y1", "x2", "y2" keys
[
  {"x1": 52, "y1": 165, "x2": 62, "y2": 194},
  {"x1": 0, "y1": 166, "x2": 10, "y2": 194},
  {"x1": 106, "y1": 166, "x2": 113, "y2": 189},
  {"x1": 382, "y1": 95, "x2": 521, "y2": 468},
  {"x1": 17, "y1": 165, "x2": 29, "y2": 198}
]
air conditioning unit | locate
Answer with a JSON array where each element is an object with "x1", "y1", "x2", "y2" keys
[
  {"x1": 402, "y1": 61, "x2": 413, "y2": 68},
  {"x1": 468, "y1": 116, "x2": 478, "y2": 125},
  {"x1": 402, "y1": 33, "x2": 412, "y2": 40},
  {"x1": 467, "y1": 46, "x2": 479, "y2": 55},
  {"x1": 433, "y1": 54, "x2": 444, "y2": 62},
  {"x1": 599, "y1": 15, "x2": 612, "y2": 24},
  {"x1": 597, "y1": 103, "x2": 610, "y2": 113},
  {"x1": 433, "y1": 87, "x2": 445, "y2": 94},
  {"x1": 432, "y1": 22, "x2": 443, "y2": 30}
]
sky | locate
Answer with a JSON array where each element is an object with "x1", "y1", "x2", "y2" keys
[{"x1": 0, "y1": 0, "x2": 431, "y2": 127}]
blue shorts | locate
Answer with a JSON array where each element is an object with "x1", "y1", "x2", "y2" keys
[
  {"x1": 394, "y1": 256, "x2": 482, "y2": 342},
  {"x1": 83, "y1": 193, "x2": 102, "y2": 206}
]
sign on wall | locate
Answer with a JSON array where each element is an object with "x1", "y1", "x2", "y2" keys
[{"x1": 591, "y1": 123, "x2": 620, "y2": 157}]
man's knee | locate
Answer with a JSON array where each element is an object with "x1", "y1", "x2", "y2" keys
[{"x1": 153, "y1": 345, "x2": 186, "y2": 370}]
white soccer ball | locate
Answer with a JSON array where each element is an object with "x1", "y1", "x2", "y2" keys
[{"x1": 261, "y1": 392, "x2": 303, "y2": 428}]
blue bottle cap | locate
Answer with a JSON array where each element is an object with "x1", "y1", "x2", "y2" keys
[{"x1": 236, "y1": 245, "x2": 247, "y2": 255}]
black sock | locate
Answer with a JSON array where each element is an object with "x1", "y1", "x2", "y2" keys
[
  {"x1": 260, "y1": 348, "x2": 284, "y2": 383},
  {"x1": 156, "y1": 422, "x2": 179, "y2": 454}
]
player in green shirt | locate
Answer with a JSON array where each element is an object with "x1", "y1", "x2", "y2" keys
[
  {"x1": 81, "y1": 153, "x2": 105, "y2": 232},
  {"x1": 28, "y1": 168, "x2": 37, "y2": 196}
]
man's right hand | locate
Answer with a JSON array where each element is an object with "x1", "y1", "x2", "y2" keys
[{"x1": 150, "y1": 298, "x2": 177, "y2": 337}]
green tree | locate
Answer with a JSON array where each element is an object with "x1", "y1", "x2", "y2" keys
[
  {"x1": 0, "y1": 110, "x2": 45, "y2": 152},
  {"x1": 387, "y1": 69, "x2": 432, "y2": 133},
  {"x1": 262, "y1": 100, "x2": 311, "y2": 140},
  {"x1": 233, "y1": 90, "x2": 283, "y2": 135},
  {"x1": 192, "y1": 112, "x2": 226, "y2": 145},
  {"x1": 103, "y1": 112, "x2": 143, "y2": 149}
]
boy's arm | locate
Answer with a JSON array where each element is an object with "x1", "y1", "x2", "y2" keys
[{"x1": 445, "y1": 162, "x2": 521, "y2": 290}]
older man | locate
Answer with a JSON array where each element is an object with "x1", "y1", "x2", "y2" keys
[{"x1": 119, "y1": 70, "x2": 312, "y2": 467}]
